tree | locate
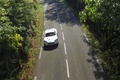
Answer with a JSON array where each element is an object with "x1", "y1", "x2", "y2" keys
[
  {"x1": 79, "y1": 0, "x2": 120, "y2": 79},
  {"x1": 0, "y1": 0, "x2": 38, "y2": 79},
  {"x1": 0, "y1": 24, "x2": 23, "y2": 79}
]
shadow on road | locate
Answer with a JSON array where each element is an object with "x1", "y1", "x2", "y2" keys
[
  {"x1": 87, "y1": 46, "x2": 109, "y2": 80},
  {"x1": 41, "y1": 0, "x2": 79, "y2": 26},
  {"x1": 43, "y1": 44, "x2": 58, "y2": 51}
]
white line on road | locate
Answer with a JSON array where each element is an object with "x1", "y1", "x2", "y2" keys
[
  {"x1": 62, "y1": 32, "x2": 65, "y2": 40},
  {"x1": 60, "y1": 24, "x2": 63, "y2": 30},
  {"x1": 83, "y1": 33, "x2": 89, "y2": 42},
  {"x1": 64, "y1": 43, "x2": 67, "y2": 55},
  {"x1": 39, "y1": 47, "x2": 42, "y2": 59},
  {"x1": 34, "y1": 76, "x2": 37, "y2": 80},
  {"x1": 83, "y1": 33, "x2": 87, "y2": 38},
  {"x1": 86, "y1": 38, "x2": 89, "y2": 42},
  {"x1": 66, "y1": 59, "x2": 70, "y2": 78}
]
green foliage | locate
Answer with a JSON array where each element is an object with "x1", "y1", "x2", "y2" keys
[
  {"x1": 80, "y1": 0, "x2": 120, "y2": 26},
  {"x1": 79, "y1": 0, "x2": 102, "y2": 23},
  {"x1": 0, "y1": 24, "x2": 23, "y2": 52},
  {"x1": 0, "y1": 0, "x2": 11, "y2": 25},
  {"x1": 0, "y1": 0, "x2": 43, "y2": 79},
  {"x1": 9, "y1": 0, "x2": 35, "y2": 27},
  {"x1": 0, "y1": 24, "x2": 23, "y2": 79},
  {"x1": 79, "y1": 0, "x2": 120, "y2": 79}
]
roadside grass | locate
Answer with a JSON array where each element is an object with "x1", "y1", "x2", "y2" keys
[{"x1": 18, "y1": 3, "x2": 44, "y2": 80}]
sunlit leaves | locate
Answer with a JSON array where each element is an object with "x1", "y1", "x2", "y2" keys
[{"x1": 0, "y1": 24, "x2": 23, "y2": 52}]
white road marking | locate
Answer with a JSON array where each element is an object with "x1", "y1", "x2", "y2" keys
[
  {"x1": 39, "y1": 47, "x2": 42, "y2": 59},
  {"x1": 60, "y1": 22, "x2": 70, "y2": 78},
  {"x1": 34, "y1": 76, "x2": 37, "y2": 80},
  {"x1": 66, "y1": 59, "x2": 70, "y2": 78},
  {"x1": 60, "y1": 24, "x2": 63, "y2": 30},
  {"x1": 83, "y1": 33, "x2": 87, "y2": 38},
  {"x1": 62, "y1": 32, "x2": 65, "y2": 40},
  {"x1": 83, "y1": 33, "x2": 89, "y2": 42},
  {"x1": 64, "y1": 43, "x2": 67, "y2": 55}
]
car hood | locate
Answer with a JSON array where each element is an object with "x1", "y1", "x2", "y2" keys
[{"x1": 44, "y1": 35, "x2": 58, "y2": 43}]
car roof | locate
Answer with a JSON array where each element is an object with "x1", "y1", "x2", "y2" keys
[{"x1": 45, "y1": 28, "x2": 57, "y2": 34}]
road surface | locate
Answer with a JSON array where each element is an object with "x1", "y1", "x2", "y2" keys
[{"x1": 33, "y1": 0, "x2": 108, "y2": 80}]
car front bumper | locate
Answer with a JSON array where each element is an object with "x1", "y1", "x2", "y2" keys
[{"x1": 44, "y1": 40, "x2": 58, "y2": 46}]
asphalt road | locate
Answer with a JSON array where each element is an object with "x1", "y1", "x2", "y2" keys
[{"x1": 33, "y1": 0, "x2": 108, "y2": 80}]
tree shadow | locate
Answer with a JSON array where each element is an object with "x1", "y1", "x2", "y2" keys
[
  {"x1": 41, "y1": 0, "x2": 79, "y2": 26},
  {"x1": 87, "y1": 46, "x2": 109, "y2": 80}
]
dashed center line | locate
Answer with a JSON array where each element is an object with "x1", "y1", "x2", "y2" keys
[
  {"x1": 66, "y1": 59, "x2": 70, "y2": 78},
  {"x1": 62, "y1": 32, "x2": 65, "y2": 40},
  {"x1": 60, "y1": 23, "x2": 70, "y2": 78},
  {"x1": 45, "y1": 10, "x2": 70, "y2": 78},
  {"x1": 64, "y1": 43, "x2": 67, "y2": 55}
]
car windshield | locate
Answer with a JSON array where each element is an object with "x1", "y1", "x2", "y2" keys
[{"x1": 46, "y1": 32, "x2": 55, "y2": 37}]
